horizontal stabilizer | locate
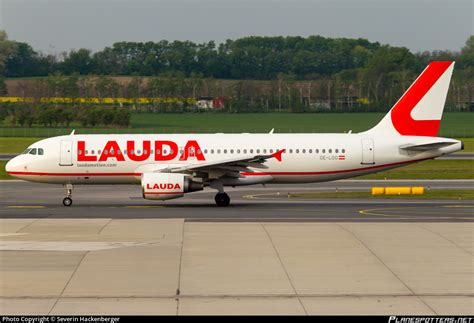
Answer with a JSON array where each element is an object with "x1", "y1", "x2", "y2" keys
[{"x1": 400, "y1": 141, "x2": 456, "y2": 151}]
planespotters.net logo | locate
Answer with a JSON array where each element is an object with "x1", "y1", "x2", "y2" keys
[{"x1": 389, "y1": 317, "x2": 473, "y2": 323}]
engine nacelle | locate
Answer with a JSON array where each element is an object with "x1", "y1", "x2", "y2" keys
[{"x1": 141, "y1": 172, "x2": 203, "y2": 200}]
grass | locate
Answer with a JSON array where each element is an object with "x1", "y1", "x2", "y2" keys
[
  {"x1": 0, "y1": 137, "x2": 43, "y2": 153},
  {"x1": 289, "y1": 189, "x2": 474, "y2": 200},
  {"x1": 0, "y1": 112, "x2": 473, "y2": 137},
  {"x1": 460, "y1": 137, "x2": 474, "y2": 153},
  {"x1": 358, "y1": 160, "x2": 474, "y2": 180},
  {"x1": 0, "y1": 161, "x2": 11, "y2": 180}
]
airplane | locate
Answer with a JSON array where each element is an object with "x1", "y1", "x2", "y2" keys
[{"x1": 5, "y1": 61, "x2": 463, "y2": 207}]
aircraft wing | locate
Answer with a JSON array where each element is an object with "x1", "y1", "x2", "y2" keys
[{"x1": 157, "y1": 149, "x2": 285, "y2": 178}]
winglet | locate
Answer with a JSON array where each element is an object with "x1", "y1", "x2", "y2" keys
[{"x1": 272, "y1": 149, "x2": 285, "y2": 162}]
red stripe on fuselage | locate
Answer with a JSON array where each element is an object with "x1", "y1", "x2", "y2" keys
[
  {"x1": 6, "y1": 171, "x2": 140, "y2": 176},
  {"x1": 242, "y1": 157, "x2": 433, "y2": 176},
  {"x1": 7, "y1": 157, "x2": 433, "y2": 178}
]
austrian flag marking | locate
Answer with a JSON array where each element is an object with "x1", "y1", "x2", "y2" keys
[{"x1": 338, "y1": 155, "x2": 346, "y2": 160}]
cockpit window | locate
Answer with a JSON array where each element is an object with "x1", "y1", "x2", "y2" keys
[{"x1": 21, "y1": 147, "x2": 44, "y2": 155}]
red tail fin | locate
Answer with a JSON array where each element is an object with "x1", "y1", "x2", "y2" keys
[{"x1": 367, "y1": 61, "x2": 454, "y2": 137}]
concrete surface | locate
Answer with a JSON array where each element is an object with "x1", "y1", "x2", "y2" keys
[{"x1": 0, "y1": 218, "x2": 472, "y2": 315}]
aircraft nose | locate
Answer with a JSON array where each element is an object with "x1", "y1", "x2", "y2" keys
[{"x1": 5, "y1": 156, "x2": 20, "y2": 176}]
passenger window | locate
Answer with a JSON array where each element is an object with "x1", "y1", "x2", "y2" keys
[
  {"x1": 289, "y1": 149, "x2": 293, "y2": 154},
  {"x1": 98, "y1": 150, "x2": 102, "y2": 154},
  {"x1": 210, "y1": 149, "x2": 214, "y2": 154},
  {"x1": 250, "y1": 149, "x2": 253, "y2": 154},
  {"x1": 329, "y1": 149, "x2": 332, "y2": 153},
  {"x1": 123, "y1": 150, "x2": 126, "y2": 155},
  {"x1": 302, "y1": 149, "x2": 306, "y2": 153},
  {"x1": 137, "y1": 150, "x2": 141, "y2": 154},
  {"x1": 257, "y1": 149, "x2": 260, "y2": 154},
  {"x1": 230, "y1": 149, "x2": 234, "y2": 154},
  {"x1": 224, "y1": 149, "x2": 227, "y2": 154},
  {"x1": 217, "y1": 149, "x2": 221, "y2": 154},
  {"x1": 237, "y1": 149, "x2": 240, "y2": 154},
  {"x1": 296, "y1": 149, "x2": 299, "y2": 154},
  {"x1": 335, "y1": 149, "x2": 339, "y2": 153},
  {"x1": 316, "y1": 149, "x2": 319, "y2": 154},
  {"x1": 263, "y1": 149, "x2": 266, "y2": 154},
  {"x1": 309, "y1": 149, "x2": 312, "y2": 153},
  {"x1": 29, "y1": 148, "x2": 37, "y2": 155},
  {"x1": 322, "y1": 149, "x2": 325, "y2": 153},
  {"x1": 78, "y1": 150, "x2": 83, "y2": 155},
  {"x1": 342, "y1": 149, "x2": 345, "y2": 153},
  {"x1": 243, "y1": 149, "x2": 247, "y2": 154},
  {"x1": 156, "y1": 150, "x2": 161, "y2": 155}
]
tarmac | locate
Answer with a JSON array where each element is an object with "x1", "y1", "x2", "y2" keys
[{"x1": 0, "y1": 180, "x2": 473, "y2": 315}]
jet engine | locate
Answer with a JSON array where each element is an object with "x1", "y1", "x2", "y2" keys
[{"x1": 141, "y1": 172, "x2": 203, "y2": 200}]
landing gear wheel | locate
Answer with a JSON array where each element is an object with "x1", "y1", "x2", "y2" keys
[
  {"x1": 63, "y1": 197, "x2": 73, "y2": 207},
  {"x1": 214, "y1": 192, "x2": 230, "y2": 207}
]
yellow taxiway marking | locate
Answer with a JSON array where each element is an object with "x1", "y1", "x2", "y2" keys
[
  {"x1": 6, "y1": 206, "x2": 46, "y2": 209},
  {"x1": 125, "y1": 205, "x2": 165, "y2": 209}
]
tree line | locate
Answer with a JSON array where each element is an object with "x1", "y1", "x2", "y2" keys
[
  {"x1": 1, "y1": 31, "x2": 472, "y2": 80},
  {"x1": 0, "y1": 31, "x2": 472, "y2": 113}
]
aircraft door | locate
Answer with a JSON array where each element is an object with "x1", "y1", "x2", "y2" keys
[
  {"x1": 59, "y1": 140, "x2": 73, "y2": 166},
  {"x1": 361, "y1": 138, "x2": 375, "y2": 165}
]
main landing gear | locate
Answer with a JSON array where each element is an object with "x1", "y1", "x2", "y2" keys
[
  {"x1": 63, "y1": 184, "x2": 73, "y2": 207},
  {"x1": 214, "y1": 192, "x2": 230, "y2": 207}
]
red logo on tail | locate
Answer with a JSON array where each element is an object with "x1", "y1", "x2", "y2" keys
[{"x1": 391, "y1": 61, "x2": 452, "y2": 137}]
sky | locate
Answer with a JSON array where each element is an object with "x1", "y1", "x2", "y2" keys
[{"x1": 0, "y1": 0, "x2": 472, "y2": 54}]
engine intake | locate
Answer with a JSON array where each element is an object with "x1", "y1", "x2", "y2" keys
[{"x1": 141, "y1": 172, "x2": 203, "y2": 200}]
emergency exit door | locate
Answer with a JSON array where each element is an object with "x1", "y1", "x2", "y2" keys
[
  {"x1": 59, "y1": 140, "x2": 73, "y2": 166},
  {"x1": 361, "y1": 138, "x2": 375, "y2": 165}
]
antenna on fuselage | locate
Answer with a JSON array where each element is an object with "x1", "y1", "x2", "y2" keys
[
  {"x1": 70, "y1": 129, "x2": 75, "y2": 135},
  {"x1": 269, "y1": 128, "x2": 274, "y2": 134}
]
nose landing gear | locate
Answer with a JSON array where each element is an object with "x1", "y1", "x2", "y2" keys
[
  {"x1": 214, "y1": 192, "x2": 230, "y2": 207},
  {"x1": 62, "y1": 184, "x2": 73, "y2": 207}
]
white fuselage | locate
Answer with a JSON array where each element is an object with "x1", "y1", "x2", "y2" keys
[{"x1": 5, "y1": 133, "x2": 462, "y2": 186}]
